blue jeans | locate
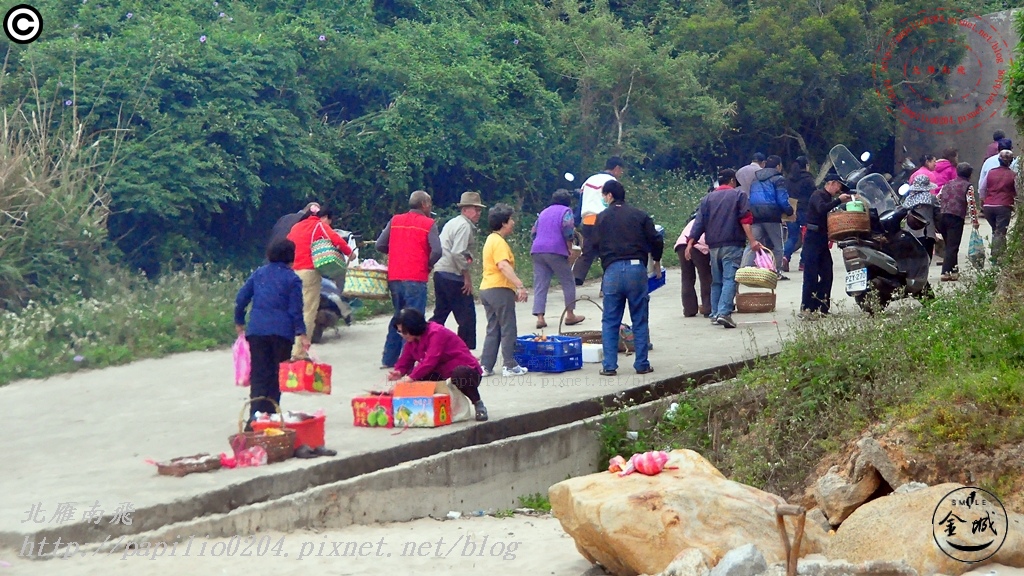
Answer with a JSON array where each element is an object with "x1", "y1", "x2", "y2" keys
[
  {"x1": 784, "y1": 219, "x2": 805, "y2": 261},
  {"x1": 601, "y1": 260, "x2": 650, "y2": 372},
  {"x1": 382, "y1": 280, "x2": 428, "y2": 367},
  {"x1": 709, "y1": 245, "x2": 743, "y2": 318}
]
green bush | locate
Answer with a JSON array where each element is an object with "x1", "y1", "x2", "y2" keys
[{"x1": 0, "y1": 264, "x2": 242, "y2": 385}]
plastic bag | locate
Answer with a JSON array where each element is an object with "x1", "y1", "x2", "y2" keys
[
  {"x1": 969, "y1": 228, "x2": 986, "y2": 270},
  {"x1": 233, "y1": 335, "x2": 251, "y2": 387},
  {"x1": 754, "y1": 248, "x2": 775, "y2": 271}
]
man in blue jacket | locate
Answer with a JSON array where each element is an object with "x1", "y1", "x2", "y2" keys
[{"x1": 742, "y1": 155, "x2": 793, "y2": 279}]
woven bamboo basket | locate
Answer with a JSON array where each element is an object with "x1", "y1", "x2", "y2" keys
[
  {"x1": 735, "y1": 267, "x2": 778, "y2": 290},
  {"x1": 156, "y1": 453, "x2": 222, "y2": 477},
  {"x1": 735, "y1": 291, "x2": 776, "y2": 313},
  {"x1": 228, "y1": 396, "x2": 297, "y2": 464},
  {"x1": 342, "y1": 268, "x2": 390, "y2": 300},
  {"x1": 558, "y1": 296, "x2": 629, "y2": 353},
  {"x1": 827, "y1": 211, "x2": 871, "y2": 240}
]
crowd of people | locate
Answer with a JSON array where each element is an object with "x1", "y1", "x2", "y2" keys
[{"x1": 230, "y1": 135, "x2": 1017, "y2": 425}]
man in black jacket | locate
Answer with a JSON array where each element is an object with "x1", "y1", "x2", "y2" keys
[
  {"x1": 801, "y1": 174, "x2": 851, "y2": 317},
  {"x1": 784, "y1": 157, "x2": 816, "y2": 272},
  {"x1": 593, "y1": 180, "x2": 663, "y2": 376}
]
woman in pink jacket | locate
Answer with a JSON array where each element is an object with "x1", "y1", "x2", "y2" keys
[
  {"x1": 674, "y1": 215, "x2": 712, "y2": 317},
  {"x1": 909, "y1": 154, "x2": 940, "y2": 187},
  {"x1": 932, "y1": 148, "x2": 958, "y2": 190}
]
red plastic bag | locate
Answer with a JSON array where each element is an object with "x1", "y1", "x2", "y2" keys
[{"x1": 233, "y1": 335, "x2": 251, "y2": 387}]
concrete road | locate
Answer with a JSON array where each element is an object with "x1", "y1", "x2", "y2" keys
[{"x1": 1, "y1": 223, "x2": 984, "y2": 553}]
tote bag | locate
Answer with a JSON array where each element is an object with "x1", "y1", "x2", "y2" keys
[{"x1": 311, "y1": 223, "x2": 346, "y2": 278}]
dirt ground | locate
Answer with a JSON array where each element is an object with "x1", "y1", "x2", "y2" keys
[{"x1": 3, "y1": 514, "x2": 593, "y2": 575}]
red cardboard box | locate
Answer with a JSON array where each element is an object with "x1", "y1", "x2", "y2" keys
[
  {"x1": 279, "y1": 359, "x2": 332, "y2": 394},
  {"x1": 351, "y1": 394, "x2": 394, "y2": 428},
  {"x1": 393, "y1": 382, "x2": 451, "y2": 428}
]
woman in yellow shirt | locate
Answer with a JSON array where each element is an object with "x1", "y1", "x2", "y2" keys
[{"x1": 480, "y1": 203, "x2": 530, "y2": 377}]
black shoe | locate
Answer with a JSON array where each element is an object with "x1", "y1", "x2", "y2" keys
[
  {"x1": 777, "y1": 274, "x2": 791, "y2": 281},
  {"x1": 574, "y1": 278, "x2": 584, "y2": 286},
  {"x1": 295, "y1": 445, "x2": 318, "y2": 459},
  {"x1": 636, "y1": 366, "x2": 654, "y2": 375},
  {"x1": 474, "y1": 401, "x2": 489, "y2": 421},
  {"x1": 600, "y1": 369, "x2": 617, "y2": 376},
  {"x1": 717, "y1": 314, "x2": 737, "y2": 329},
  {"x1": 312, "y1": 446, "x2": 337, "y2": 457}
]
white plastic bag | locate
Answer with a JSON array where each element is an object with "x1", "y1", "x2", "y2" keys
[{"x1": 438, "y1": 379, "x2": 473, "y2": 422}]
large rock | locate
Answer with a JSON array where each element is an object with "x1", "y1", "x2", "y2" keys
[
  {"x1": 708, "y1": 544, "x2": 767, "y2": 576},
  {"x1": 828, "y1": 483, "x2": 1024, "y2": 575},
  {"x1": 814, "y1": 465, "x2": 883, "y2": 525},
  {"x1": 549, "y1": 449, "x2": 829, "y2": 576},
  {"x1": 644, "y1": 548, "x2": 709, "y2": 576},
  {"x1": 854, "y1": 437, "x2": 907, "y2": 489}
]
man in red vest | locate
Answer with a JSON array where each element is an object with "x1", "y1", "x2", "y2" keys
[{"x1": 376, "y1": 190, "x2": 443, "y2": 368}]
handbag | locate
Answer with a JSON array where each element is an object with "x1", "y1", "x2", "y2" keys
[
  {"x1": 311, "y1": 222, "x2": 347, "y2": 278},
  {"x1": 968, "y1": 228, "x2": 986, "y2": 270}
]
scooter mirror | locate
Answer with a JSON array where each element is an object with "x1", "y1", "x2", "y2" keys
[
  {"x1": 564, "y1": 172, "x2": 575, "y2": 182},
  {"x1": 898, "y1": 183, "x2": 911, "y2": 197},
  {"x1": 860, "y1": 151, "x2": 871, "y2": 163}
]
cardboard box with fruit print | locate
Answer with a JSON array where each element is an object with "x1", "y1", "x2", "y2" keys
[
  {"x1": 351, "y1": 394, "x2": 394, "y2": 428},
  {"x1": 393, "y1": 382, "x2": 452, "y2": 428}
]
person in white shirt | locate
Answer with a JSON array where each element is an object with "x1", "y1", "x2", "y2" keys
[
  {"x1": 736, "y1": 152, "x2": 765, "y2": 194},
  {"x1": 978, "y1": 139, "x2": 1019, "y2": 201},
  {"x1": 572, "y1": 156, "x2": 625, "y2": 286}
]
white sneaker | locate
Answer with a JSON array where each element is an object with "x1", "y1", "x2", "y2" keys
[
  {"x1": 481, "y1": 369, "x2": 495, "y2": 378},
  {"x1": 502, "y1": 366, "x2": 529, "y2": 377}
]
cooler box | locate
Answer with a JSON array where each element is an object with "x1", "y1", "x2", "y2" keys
[
  {"x1": 581, "y1": 343, "x2": 604, "y2": 363},
  {"x1": 251, "y1": 414, "x2": 326, "y2": 450},
  {"x1": 392, "y1": 382, "x2": 452, "y2": 428},
  {"x1": 351, "y1": 394, "x2": 394, "y2": 428}
]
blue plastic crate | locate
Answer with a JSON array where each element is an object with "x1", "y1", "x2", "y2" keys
[
  {"x1": 514, "y1": 335, "x2": 583, "y2": 357},
  {"x1": 648, "y1": 273, "x2": 666, "y2": 293},
  {"x1": 514, "y1": 352, "x2": 583, "y2": 373}
]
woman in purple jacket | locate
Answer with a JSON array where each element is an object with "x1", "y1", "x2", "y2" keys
[
  {"x1": 530, "y1": 189, "x2": 585, "y2": 329},
  {"x1": 387, "y1": 308, "x2": 488, "y2": 421}
]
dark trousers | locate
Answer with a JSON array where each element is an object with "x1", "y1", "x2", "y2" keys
[
  {"x1": 572, "y1": 223, "x2": 599, "y2": 285},
  {"x1": 801, "y1": 232, "x2": 833, "y2": 314},
  {"x1": 431, "y1": 273, "x2": 477, "y2": 350},
  {"x1": 423, "y1": 365, "x2": 482, "y2": 403},
  {"x1": 675, "y1": 246, "x2": 712, "y2": 317},
  {"x1": 246, "y1": 334, "x2": 292, "y2": 421},
  {"x1": 936, "y1": 214, "x2": 965, "y2": 274},
  {"x1": 984, "y1": 205, "x2": 1013, "y2": 260}
]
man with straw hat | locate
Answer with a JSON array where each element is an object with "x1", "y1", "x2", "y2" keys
[{"x1": 430, "y1": 191, "x2": 486, "y2": 349}]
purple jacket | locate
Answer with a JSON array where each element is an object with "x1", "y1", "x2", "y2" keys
[
  {"x1": 394, "y1": 322, "x2": 482, "y2": 381},
  {"x1": 531, "y1": 205, "x2": 574, "y2": 256}
]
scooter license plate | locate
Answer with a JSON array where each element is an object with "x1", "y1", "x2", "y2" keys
[{"x1": 845, "y1": 268, "x2": 868, "y2": 292}]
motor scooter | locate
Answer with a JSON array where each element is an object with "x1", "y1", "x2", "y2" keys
[{"x1": 829, "y1": 146, "x2": 933, "y2": 313}]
